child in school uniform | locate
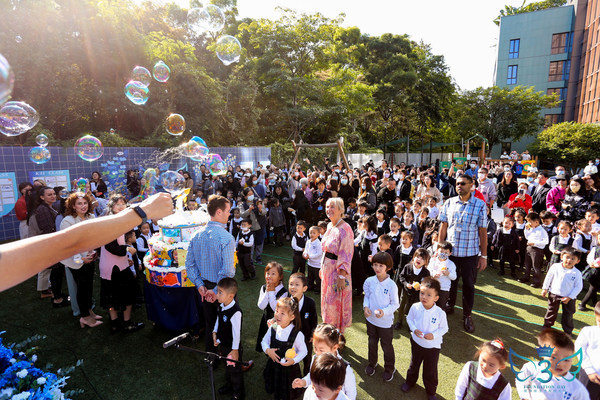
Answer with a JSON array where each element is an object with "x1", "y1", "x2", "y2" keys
[
  {"x1": 236, "y1": 218, "x2": 255, "y2": 281},
  {"x1": 358, "y1": 216, "x2": 379, "y2": 278},
  {"x1": 291, "y1": 221, "x2": 308, "y2": 274},
  {"x1": 574, "y1": 218, "x2": 594, "y2": 272},
  {"x1": 402, "y1": 277, "x2": 449, "y2": 399},
  {"x1": 363, "y1": 252, "x2": 400, "y2": 382},
  {"x1": 353, "y1": 201, "x2": 368, "y2": 225},
  {"x1": 375, "y1": 235, "x2": 394, "y2": 260},
  {"x1": 426, "y1": 197, "x2": 439, "y2": 220},
  {"x1": 400, "y1": 211, "x2": 420, "y2": 248},
  {"x1": 302, "y1": 353, "x2": 351, "y2": 400},
  {"x1": 417, "y1": 208, "x2": 430, "y2": 244},
  {"x1": 318, "y1": 221, "x2": 328, "y2": 241},
  {"x1": 346, "y1": 198, "x2": 357, "y2": 221},
  {"x1": 256, "y1": 262, "x2": 288, "y2": 352},
  {"x1": 213, "y1": 278, "x2": 245, "y2": 400},
  {"x1": 540, "y1": 210, "x2": 557, "y2": 270},
  {"x1": 513, "y1": 208, "x2": 527, "y2": 270},
  {"x1": 580, "y1": 246, "x2": 600, "y2": 311},
  {"x1": 288, "y1": 273, "x2": 318, "y2": 377},
  {"x1": 375, "y1": 208, "x2": 390, "y2": 236},
  {"x1": 135, "y1": 221, "x2": 152, "y2": 261},
  {"x1": 269, "y1": 198, "x2": 286, "y2": 247},
  {"x1": 304, "y1": 226, "x2": 323, "y2": 293},
  {"x1": 516, "y1": 328, "x2": 589, "y2": 400},
  {"x1": 262, "y1": 297, "x2": 307, "y2": 400},
  {"x1": 491, "y1": 215, "x2": 520, "y2": 278},
  {"x1": 427, "y1": 241, "x2": 457, "y2": 311},
  {"x1": 586, "y1": 208, "x2": 600, "y2": 247},
  {"x1": 521, "y1": 212, "x2": 549, "y2": 288},
  {"x1": 393, "y1": 231, "x2": 416, "y2": 277},
  {"x1": 229, "y1": 207, "x2": 243, "y2": 241},
  {"x1": 575, "y1": 301, "x2": 600, "y2": 399},
  {"x1": 541, "y1": 247, "x2": 583, "y2": 336},
  {"x1": 388, "y1": 217, "x2": 401, "y2": 253},
  {"x1": 454, "y1": 339, "x2": 511, "y2": 400},
  {"x1": 548, "y1": 220, "x2": 574, "y2": 266},
  {"x1": 395, "y1": 248, "x2": 431, "y2": 330}
]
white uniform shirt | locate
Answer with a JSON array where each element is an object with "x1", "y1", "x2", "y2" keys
[
  {"x1": 301, "y1": 353, "x2": 357, "y2": 400},
  {"x1": 406, "y1": 302, "x2": 448, "y2": 349},
  {"x1": 515, "y1": 362, "x2": 590, "y2": 400},
  {"x1": 304, "y1": 238, "x2": 323, "y2": 269},
  {"x1": 428, "y1": 257, "x2": 457, "y2": 292},
  {"x1": 362, "y1": 275, "x2": 399, "y2": 328},
  {"x1": 524, "y1": 226, "x2": 549, "y2": 249},
  {"x1": 454, "y1": 362, "x2": 511, "y2": 400},
  {"x1": 213, "y1": 300, "x2": 242, "y2": 350},
  {"x1": 257, "y1": 283, "x2": 288, "y2": 311},
  {"x1": 575, "y1": 325, "x2": 600, "y2": 375},
  {"x1": 261, "y1": 323, "x2": 307, "y2": 365},
  {"x1": 542, "y1": 263, "x2": 583, "y2": 299},
  {"x1": 303, "y1": 388, "x2": 350, "y2": 400}
]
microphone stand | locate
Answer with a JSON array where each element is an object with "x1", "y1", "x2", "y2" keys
[{"x1": 164, "y1": 335, "x2": 249, "y2": 400}]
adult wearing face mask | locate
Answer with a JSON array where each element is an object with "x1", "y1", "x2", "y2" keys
[
  {"x1": 247, "y1": 174, "x2": 266, "y2": 200},
  {"x1": 357, "y1": 176, "x2": 377, "y2": 213},
  {"x1": 395, "y1": 169, "x2": 412, "y2": 201},
  {"x1": 377, "y1": 178, "x2": 397, "y2": 218},
  {"x1": 496, "y1": 171, "x2": 518, "y2": 216},
  {"x1": 549, "y1": 166, "x2": 568, "y2": 187},
  {"x1": 465, "y1": 160, "x2": 479, "y2": 179},
  {"x1": 475, "y1": 167, "x2": 496, "y2": 208},
  {"x1": 531, "y1": 172, "x2": 552, "y2": 213},
  {"x1": 584, "y1": 160, "x2": 598, "y2": 176},
  {"x1": 559, "y1": 176, "x2": 590, "y2": 222},
  {"x1": 312, "y1": 178, "x2": 332, "y2": 223},
  {"x1": 337, "y1": 173, "x2": 355, "y2": 208},
  {"x1": 350, "y1": 171, "x2": 361, "y2": 195},
  {"x1": 506, "y1": 182, "x2": 533, "y2": 213},
  {"x1": 546, "y1": 175, "x2": 568, "y2": 215}
]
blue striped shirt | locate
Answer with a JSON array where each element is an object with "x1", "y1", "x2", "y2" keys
[
  {"x1": 186, "y1": 221, "x2": 236, "y2": 292},
  {"x1": 439, "y1": 194, "x2": 487, "y2": 258}
]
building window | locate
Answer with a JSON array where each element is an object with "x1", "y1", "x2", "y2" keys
[
  {"x1": 509, "y1": 39, "x2": 520, "y2": 59},
  {"x1": 507, "y1": 65, "x2": 518, "y2": 85},
  {"x1": 551, "y1": 32, "x2": 572, "y2": 54},
  {"x1": 547, "y1": 87, "x2": 567, "y2": 102},
  {"x1": 544, "y1": 114, "x2": 563, "y2": 126},
  {"x1": 548, "y1": 60, "x2": 570, "y2": 81}
]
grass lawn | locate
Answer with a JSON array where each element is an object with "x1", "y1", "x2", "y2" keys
[{"x1": 0, "y1": 242, "x2": 596, "y2": 400}]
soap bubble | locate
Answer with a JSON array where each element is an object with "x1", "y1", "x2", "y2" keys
[
  {"x1": 117, "y1": 151, "x2": 124, "y2": 156},
  {"x1": 29, "y1": 146, "x2": 51, "y2": 164},
  {"x1": 124, "y1": 80, "x2": 149, "y2": 105},
  {"x1": 152, "y1": 61, "x2": 170, "y2": 82},
  {"x1": 188, "y1": 5, "x2": 225, "y2": 35},
  {"x1": 0, "y1": 101, "x2": 39, "y2": 136},
  {"x1": 76, "y1": 178, "x2": 88, "y2": 192},
  {"x1": 75, "y1": 135, "x2": 104, "y2": 161},
  {"x1": 182, "y1": 139, "x2": 209, "y2": 161},
  {"x1": 207, "y1": 153, "x2": 227, "y2": 176},
  {"x1": 110, "y1": 128, "x2": 115, "y2": 134},
  {"x1": 36, "y1": 133, "x2": 48, "y2": 147},
  {"x1": 166, "y1": 113, "x2": 185, "y2": 136},
  {"x1": 131, "y1": 66, "x2": 151, "y2": 88},
  {"x1": 59, "y1": 189, "x2": 69, "y2": 199},
  {"x1": 215, "y1": 35, "x2": 242, "y2": 66},
  {"x1": 0, "y1": 54, "x2": 14, "y2": 106},
  {"x1": 15, "y1": 36, "x2": 22, "y2": 43},
  {"x1": 190, "y1": 136, "x2": 208, "y2": 148},
  {"x1": 160, "y1": 170, "x2": 185, "y2": 195}
]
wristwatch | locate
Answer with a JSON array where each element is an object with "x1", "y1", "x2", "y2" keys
[{"x1": 132, "y1": 206, "x2": 147, "y2": 224}]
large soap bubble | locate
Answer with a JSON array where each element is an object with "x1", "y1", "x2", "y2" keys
[
  {"x1": 29, "y1": 146, "x2": 51, "y2": 164},
  {"x1": 160, "y1": 170, "x2": 185, "y2": 196},
  {"x1": 152, "y1": 61, "x2": 170, "y2": 83},
  {"x1": 215, "y1": 35, "x2": 242, "y2": 66},
  {"x1": 36, "y1": 133, "x2": 48, "y2": 147},
  {"x1": 76, "y1": 178, "x2": 88, "y2": 192},
  {"x1": 0, "y1": 54, "x2": 14, "y2": 106},
  {"x1": 0, "y1": 101, "x2": 39, "y2": 136},
  {"x1": 188, "y1": 5, "x2": 225, "y2": 35},
  {"x1": 166, "y1": 113, "x2": 185, "y2": 136},
  {"x1": 181, "y1": 138, "x2": 209, "y2": 161},
  {"x1": 207, "y1": 153, "x2": 227, "y2": 176},
  {"x1": 190, "y1": 136, "x2": 208, "y2": 148},
  {"x1": 59, "y1": 189, "x2": 69, "y2": 199},
  {"x1": 131, "y1": 66, "x2": 152, "y2": 88},
  {"x1": 124, "y1": 80, "x2": 149, "y2": 105},
  {"x1": 75, "y1": 135, "x2": 104, "y2": 161}
]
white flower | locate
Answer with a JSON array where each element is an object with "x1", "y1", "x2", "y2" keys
[
  {"x1": 9, "y1": 358, "x2": 16, "y2": 364},
  {"x1": 36, "y1": 377, "x2": 46, "y2": 385},
  {"x1": 16, "y1": 368, "x2": 28, "y2": 378},
  {"x1": 11, "y1": 392, "x2": 31, "y2": 400},
  {"x1": 31, "y1": 355, "x2": 37, "y2": 363}
]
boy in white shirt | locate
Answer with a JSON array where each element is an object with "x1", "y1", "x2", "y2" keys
[
  {"x1": 401, "y1": 277, "x2": 449, "y2": 400},
  {"x1": 303, "y1": 353, "x2": 350, "y2": 400},
  {"x1": 426, "y1": 197, "x2": 440, "y2": 220},
  {"x1": 427, "y1": 241, "x2": 457, "y2": 311},
  {"x1": 575, "y1": 301, "x2": 600, "y2": 398},
  {"x1": 524, "y1": 212, "x2": 549, "y2": 289},
  {"x1": 304, "y1": 226, "x2": 323, "y2": 293},
  {"x1": 541, "y1": 247, "x2": 583, "y2": 336},
  {"x1": 363, "y1": 252, "x2": 400, "y2": 382},
  {"x1": 515, "y1": 328, "x2": 590, "y2": 400}
]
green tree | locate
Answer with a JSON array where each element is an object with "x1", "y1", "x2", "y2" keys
[
  {"x1": 452, "y1": 86, "x2": 556, "y2": 150},
  {"x1": 532, "y1": 122, "x2": 600, "y2": 164},
  {"x1": 494, "y1": 0, "x2": 567, "y2": 25}
]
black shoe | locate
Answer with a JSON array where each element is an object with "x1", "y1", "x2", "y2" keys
[
  {"x1": 518, "y1": 278, "x2": 530, "y2": 284},
  {"x1": 122, "y1": 320, "x2": 145, "y2": 333},
  {"x1": 401, "y1": 383, "x2": 412, "y2": 393},
  {"x1": 463, "y1": 315, "x2": 475, "y2": 333},
  {"x1": 530, "y1": 283, "x2": 541, "y2": 289},
  {"x1": 578, "y1": 305, "x2": 588, "y2": 311},
  {"x1": 393, "y1": 321, "x2": 403, "y2": 330},
  {"x1": 218, "y1": 385, "x2": 233, "y2": 395},
  {"x1": 109, "y1": 318, "x2": 122, "y2": 334},
  {"x1": 52, "y1": 296, "x2": 71, "y2": 308}
]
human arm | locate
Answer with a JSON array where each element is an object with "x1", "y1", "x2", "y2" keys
[
  {"x1": 257, "y1": 285, "x2": 269, "y2": 309},
  {"x1": 568, "y1": 270, "x2": 584, "y2": 300},
  {"x1": 0, "y1": 193, "x2": 173, "y2": 292},
  {"x1": 291, "y1": 236, "x2": 302, "y2": 252},
  {"x1": 381, "y1": 281, "x2": 400, "y2": 317},
  {"x1": 243, "y1": 234, "x2": 254, "y2": 248},
  {"x1": 427, "y1": 309, "x2": 449, "y2": 340},
  {"x1": 15, "y1": 197, "x2": 27, "y2": 221},
  {"x1": 541, "y1": 265, "x2": 555, "y2": 294},
  {"x1": 478, "y1": 226, "x2": 488, "y2": 271},
  {"x1": 454, "y1": 362, "x2": 471, "y2": 400},
  {"x1": 230, "y1": 311, "x2": 242, "y2": 351},
  {"x1": 344, "y1": 365, "x2": 358, "y2": 400},
  {"x1": 136, "y1": 237, "x2": 149, "y2": 253},
  {"x1": 215, "y1": 235, "x2": 236, "y2": 293}
]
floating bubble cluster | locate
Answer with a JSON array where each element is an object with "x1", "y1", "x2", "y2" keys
[
  {"x1": 216, "y1": 35, "x2": 242, "y2": 66},
  {"x1": 36, "y1": 133, "x2": 48, "y2": 147},
  {"x1": 180, "y1": 136, "x2": 209, "y2": 161},
  {"x1": 75, "y1": 135, "x2": 104, "y2": 162},
  {"x1": 29, "y1": 146, "x2": 50, "y2": 164},
  {"x1": 160, "y1": 170, "x2": 185, "y2": 195},
  {"x1": 188, "y1": 5, "x2": 225, "y2": 35},
  {"x1": 131, "y1": 66, "x2": 152, "y2": 88},
  {"x1": 207, "y1": 153, "x2": 227, "y2": 176},
  {"x1": 166, "y1": 113, "x2": 185, "y2": 136},
  {"x1": 0, "y1": 101, "x2": 39, "y2": 136},
  {"x1": 0, "y1": 54, "x2": 14, "y2": 106},
  {"x1": 152, "y1": 61, "x2": 170, "y2": 82},
  {"x1": 124, "y1": 80, "x2": 149, "y2": 105}
]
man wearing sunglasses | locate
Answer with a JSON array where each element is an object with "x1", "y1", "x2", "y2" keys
[{"x1": 438, "y1": 174, "x2": 488, "y2": 333}]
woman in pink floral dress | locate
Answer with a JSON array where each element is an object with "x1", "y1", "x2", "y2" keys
[{"x1": 320, "y1": 198, "x2": 354, "y2": 332}]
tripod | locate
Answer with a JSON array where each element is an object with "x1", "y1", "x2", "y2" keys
[{"x1": 163, "y1": 333, "x2": 249, "y2": 400}]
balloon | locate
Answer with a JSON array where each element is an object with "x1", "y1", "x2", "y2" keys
[
  {"x1": 152, "y1": 61, "x2": 170, "y2": 82},
  {"x1": 215, "y1": 35, "x2": 242, "y2": 66},
  {"x1": 124, "y1": 80, "x2": 149, "y2": 105},
  {"x1": 131, "y1": 66, "x2": 151, "y2": 88},
  {"x1": 207, "y1": 153, "x2": 227, "y2": 176},
  {"x1": 36, "y1": 133, "x2": 48, "y2": 147},
  {"x1": 0, "y1": 101, "x2": 39, "y2": 136},
  {"x1": 29, "y1": 146, "x2": 50, "y2": 164},
  {"x1": 166, "y1": 113, "x2": 185, "y2": 136},
  {"x1": 75, "y1": 135, "x2": 104, "y2": 162},
  {"x1": 0, "y1": 54, "x2": 15, "y2": 106}
]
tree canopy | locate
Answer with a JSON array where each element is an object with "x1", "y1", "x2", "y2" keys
[
  {"x1": 533, "y1": 121, "x2": 600, "y2": 164},
  {"x1": 494, "y1": 0, "x2": 567, "y2": 25}
]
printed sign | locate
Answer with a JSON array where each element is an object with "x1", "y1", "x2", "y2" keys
[
  {"x1": 28, "y1": 170, "x2": 71, "y2": 190},
  {"x1": 0, "y1": 172, "x2": 18, "y2": 217}
]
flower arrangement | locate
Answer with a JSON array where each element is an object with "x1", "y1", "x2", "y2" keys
[{"x1": 0, "y1": 332, "x2": 78, "y2": 400}]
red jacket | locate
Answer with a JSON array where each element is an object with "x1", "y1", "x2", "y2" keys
[
  {"x1": 15, "y1": 196, "x2": 27, "y2": 221},
  {"x1": 507, "y1": 193, "x2": 532, "y2": 213}
]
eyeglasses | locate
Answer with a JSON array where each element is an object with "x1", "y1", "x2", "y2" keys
[{"x1": 456, "y1": 182, "x2": 469, "y2": 186}]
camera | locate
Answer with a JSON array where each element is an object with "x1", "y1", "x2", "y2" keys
[{"x1": 518, "y1": 189, "x2": 525, "y2": 195}]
